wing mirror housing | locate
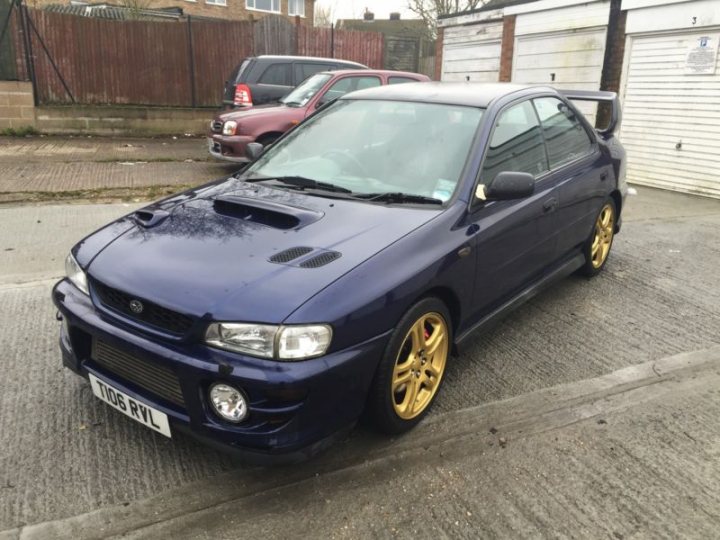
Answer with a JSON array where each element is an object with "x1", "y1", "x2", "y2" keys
[
  {"x1": 477, "y1": 171, "x2": 535, "y2": 201},
  {"x1": 245, "y1": 142, "x2": 264, "y2": 161}
]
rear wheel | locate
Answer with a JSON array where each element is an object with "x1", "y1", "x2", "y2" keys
[
  {"x1": 367, "y1": 298, "x2": 451, "y2": 434},
  {"x1": 580, "y1": 198, "x2": 616, "y2": 277}
]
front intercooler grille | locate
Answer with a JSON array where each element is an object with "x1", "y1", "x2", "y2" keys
[{"x1": 92, "y1": 339, "x2": 185, "y2": 407}]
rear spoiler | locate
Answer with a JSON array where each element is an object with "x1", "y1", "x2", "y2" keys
[{"x1": 560, "y1": 90, "x2": 621, "y2": 139}]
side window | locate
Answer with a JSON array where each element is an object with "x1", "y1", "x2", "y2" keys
[
  {"x1": 294, "y1": 63, "x2": 332, "y2": 84},
  {"x1": 482, "y1": 100, "x2": 549, "y2": 184},
  {"x1": 534, "y1": 97, "x2": 593, "y2": 169},
  {"x1": 319, "y1": 76, "x2": 381, "y2": 105},
  {"x1": 258, "y1": 63, "x2": 291, "y2": 86},
  {"x1": 388, "y1": 76, "x2": 419, "y2": 85}
]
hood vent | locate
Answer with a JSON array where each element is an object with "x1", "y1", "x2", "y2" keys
[
  {"x1": 299, "y1": 250, "x2": 341, "y2": 268},
  {"x1": 213, "y1": 195, "x2": 323, "y2": 230},
  {"x1": 134, "y1": 208, "x2": 170, "y2": 228},
  {"x1": 269, "y1": 246, "x2": 314, "y2": 264}
]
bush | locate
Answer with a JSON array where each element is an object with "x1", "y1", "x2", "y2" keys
[{"x1": 1, "y1": 126, "x2": 40, "y2": 137}]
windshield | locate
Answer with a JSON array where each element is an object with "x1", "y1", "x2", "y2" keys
[
  {"x1": 245, "y1": 100, "x2": 484, "y2": 202},
  {"x1": 281, "y1": 73, "x2": 332, "y2": 107}
]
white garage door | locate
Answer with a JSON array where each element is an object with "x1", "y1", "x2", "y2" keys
[
  {"x1": 621, "y1": 31, "x2": 720, "y2": 198},
  {"x1": 512, "y1": 28, "x2": 607, "y2": 124},
  {"x1": 441, "y1": 21, "x2": 503, "y2": 82}
]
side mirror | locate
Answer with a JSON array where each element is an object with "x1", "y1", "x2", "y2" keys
[
  {"x1": 245, "y1": 142, "x2": 264, "y2": 161},
  {"x1": 478, "y1": 171, "x2": 535, "y2": 201}
]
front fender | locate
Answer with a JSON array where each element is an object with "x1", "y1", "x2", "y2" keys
[{"x1": 284, "y1": 203, "x2": 476, "y2": 352}]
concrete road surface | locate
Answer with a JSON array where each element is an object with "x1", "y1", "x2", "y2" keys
[{"x1": 1, "y1": 186, "x2": 719, "y2": 536}]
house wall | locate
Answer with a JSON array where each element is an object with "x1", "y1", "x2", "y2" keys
[{"x1": 24, "y1": 0, "x2": 315, "y2": 24}]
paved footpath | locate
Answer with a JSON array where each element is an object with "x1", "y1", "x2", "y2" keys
[{"x1": 0, "y1": 136, "x2": 236, "y2": 202}]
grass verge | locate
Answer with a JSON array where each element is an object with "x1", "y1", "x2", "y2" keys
[{"x1": 0, "y1": 184, "x2": 197, "y2": 206}]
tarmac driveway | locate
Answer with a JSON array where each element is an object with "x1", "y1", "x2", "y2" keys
[{"x1": 1, "y1": 186, "x2": 719, "y2": 533}]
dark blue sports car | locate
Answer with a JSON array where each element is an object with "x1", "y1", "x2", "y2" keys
[{"x1": 53, "y1": 83, "x2": 626, "y2": 462}]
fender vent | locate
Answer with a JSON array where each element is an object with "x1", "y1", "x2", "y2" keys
[
  {"x1": 299, "y1": 251, "x2": 341, "y2": 268},
  {"x1": 269, "y1": 246, "x2": 314, "y2": 264}
]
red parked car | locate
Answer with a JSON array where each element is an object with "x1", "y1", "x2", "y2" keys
[{"x1": 208, "y1": 69, "x2": 431, "y2": 163}]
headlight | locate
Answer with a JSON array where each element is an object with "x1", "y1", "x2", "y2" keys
[
  {"x1": 205, "y1": 323, "x2": 332, "y2": 360},
  {"x1": 222, "y1": 121, "x2": 238, "y2": 136},
  {"x1": 278, "y1": 325, "x2": 332, "y2": 360},
  {"x1": 209, "y1": 383, "x2": 248, "y2": 423},
  {"x1": 65, "y1": 253, "x2": 89, "y2": 295}
]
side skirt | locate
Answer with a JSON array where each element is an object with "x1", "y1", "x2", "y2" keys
[{"x1": 454, "y1": 253, "x2": 585, "y2": 354}]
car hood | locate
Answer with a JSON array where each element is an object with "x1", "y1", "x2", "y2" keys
[
  {"x1": 217, "y1": 104, "x2": 303, "y2": 123},
  {"x1": 85, "y1": 181, "x2": 442, "y2": 325}
]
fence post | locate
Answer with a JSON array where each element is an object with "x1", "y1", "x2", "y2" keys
[
  {"x1": 186, "y1": 15, "x2": 196, "y2": 108},
  {"x1": 330, "y1": 22, "x2": 334, "y2": 58},
  {"x1": 294, "y1": 15, "x2": 300, "y2": 55},
  {"x1": 19, "y1": 3, "x2": 37, "y2": 105}
]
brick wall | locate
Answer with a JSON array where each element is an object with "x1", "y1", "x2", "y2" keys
[
  {"x1": 0, "y1": 81, "x2": 35, "y2": 130},
  {"x1": 25, "y1": 0, "x2": 314, "y2": 24},
  {"x1": 498, "y1": 15, "x2": 516, "y2": 82}
]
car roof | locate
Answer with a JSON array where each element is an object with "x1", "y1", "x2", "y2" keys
[
  {"x1": 253, "y1": 55, "x2": 366, "y2": 67},
  {"x1": 340, "y1": 81, "x2": 549, "y2": 108},
  {"x1": 319, "y1": 69, "x2": 429, "y2": 79}
]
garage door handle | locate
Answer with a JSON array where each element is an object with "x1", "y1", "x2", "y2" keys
[
  {"x1": 543, "y1": 198, "x2": 558, "y2": 213},
  {"x1": 600, "y1": 172, "x2": 608, "y2": 181}
]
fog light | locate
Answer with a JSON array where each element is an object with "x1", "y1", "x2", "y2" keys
[{"x1": 209, "y1": 383, "x2": 248, "y2": 423}]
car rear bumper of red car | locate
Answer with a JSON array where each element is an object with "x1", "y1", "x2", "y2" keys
[
  {"x1": 53, "y1": 279, "x2": 391, "y2": 463},
  {"x1": 207, "y1": 134, "x2": 254, "y2": 163}
]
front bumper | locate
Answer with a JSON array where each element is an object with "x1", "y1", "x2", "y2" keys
[
  {"x1": 207, "y1": 134, "x2": 253, "y2": 163},
  {"x1": 53, "y1": 279, "x2": 390, "y2": 462}
]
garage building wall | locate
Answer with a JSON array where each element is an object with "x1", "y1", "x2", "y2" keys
[
  {"x1": 620, "y1": 0, "x2": 720, "y2": 198},
  {"x1": 441, "y1": 20, "x2": 504, "y2": 82}
]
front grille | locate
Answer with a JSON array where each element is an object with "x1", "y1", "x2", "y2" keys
[
  {"x1": 211, "y1": 120, "x2": 223, "y2": 133},
  {"x1": 92, "y1": 339, "x2": 185, "y2": 407},
  {"x1": 92, "y1": 279, "x2": 194, "y2": 336}
]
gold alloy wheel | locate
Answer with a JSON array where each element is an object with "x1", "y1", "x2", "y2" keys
[
  {"x1": 391, "y1": 312, "x2": 449, "y2": 420},
  {"x1": 591, "y1": 203, "x2": 615, "y2": 269}
]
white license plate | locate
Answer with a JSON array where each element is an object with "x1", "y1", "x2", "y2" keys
[{"x1": 89, "y1": 373, "x2": 171, "y2": 438}]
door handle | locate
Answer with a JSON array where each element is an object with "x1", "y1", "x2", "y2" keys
[
  {"x1": 542, "y1": 198, "x2": 558, "y2": 213},
  {"x1": 600, "y1": 172, "x2": 608, "y2": 181}
]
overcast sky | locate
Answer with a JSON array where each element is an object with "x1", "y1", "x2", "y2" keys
[{"x1": 315, "y1": 0, "x2": 416, "y2": 21}]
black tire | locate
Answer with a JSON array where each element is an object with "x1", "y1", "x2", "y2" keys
[
  {"x1": 580, "y1": 197, "x2": 617, "y2": 277},
  {"x1": 367, "y1": 297, "x2": 452, "y2": 435}
]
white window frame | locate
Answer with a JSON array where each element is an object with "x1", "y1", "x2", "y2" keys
[
  {"x1": 246, "y1": 0, "x2": 281, "y2": 14},
  {"x1": 206, "y1": 0, "x2": 227, "y2": 6},
  {"x1": 288, "y1": 0, "x2": 305, "y2": 17}
]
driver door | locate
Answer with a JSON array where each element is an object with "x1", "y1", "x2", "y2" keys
[{"x1": 469, "y1": 100, "x2": 561, "y2": 316}]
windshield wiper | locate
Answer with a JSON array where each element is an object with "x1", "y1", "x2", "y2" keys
[
  {"x1": 357, "y1": 192, "x2": 444, "y2": 205},
  {"x1": 246, "y1": 175, "x2": 353, "y2": 194}
]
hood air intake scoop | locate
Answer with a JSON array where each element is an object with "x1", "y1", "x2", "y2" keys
[{"x1": 213, "y1": 195, "x2": 323, "y2": 230}]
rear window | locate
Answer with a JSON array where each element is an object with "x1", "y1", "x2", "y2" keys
[
  {"x1": 388, "y1": 77, "x2": 419, "y2": 85},
  {"x1": 295, "y1": 63, "x2": 333, "y2": 83},
  {"x1": 232, "y1": 59, "x2": 252, "y2": 83},
  {"x1": 259, "y1": 63, "x2": 292, "y2": 86}
]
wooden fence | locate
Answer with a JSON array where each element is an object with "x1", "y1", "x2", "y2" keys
[{"x1": 6, "y1": 9, "x2": 385, "y2": 107}]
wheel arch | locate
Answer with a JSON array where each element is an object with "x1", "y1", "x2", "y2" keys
[{"x1": 256, "y1": 132, "x2": 284, "y2": 146}]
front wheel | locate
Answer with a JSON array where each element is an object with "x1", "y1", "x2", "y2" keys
[
  {"x1": 580, "y1": 198, "x2": 616, "y2": 277},
  {"x1": 367, "y1": 298, "x2": 452, "y2": 435}
]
